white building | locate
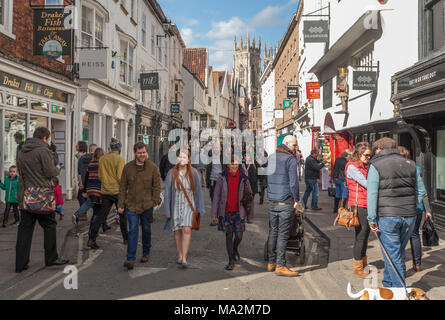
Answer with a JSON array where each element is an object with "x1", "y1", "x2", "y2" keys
[
  {"x1": 182, "y1": 65, "x2": 206, "y2": 131},
  {"x1": 260, "y1": 62, "x2": 275, "y2": 155}
]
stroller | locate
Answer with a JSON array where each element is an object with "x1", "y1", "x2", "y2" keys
[{"x1": 264, "y1": 206, "x2": 306, "y2": 265}]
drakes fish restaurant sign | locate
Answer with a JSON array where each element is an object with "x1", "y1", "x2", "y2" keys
[{"x1": 33, "y1": 8, "x2": 72, "y2": 59}]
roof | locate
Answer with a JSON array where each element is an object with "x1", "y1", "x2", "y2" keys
[
  {"x1": 183, "y1": 48, "x2": 208, "y2": 84},
  {"x1": 170, "y1": 24, "x2": 186, "y2": 49}
]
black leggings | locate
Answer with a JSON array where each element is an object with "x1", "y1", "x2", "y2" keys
[
  {"x1": 353, "y1": 207, "x2": 371, "y2": 260},
  {"x1": 225, "y1": 231, "x2": 243, "y2": 262}
]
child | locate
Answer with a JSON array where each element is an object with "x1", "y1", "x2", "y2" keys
[
  {"x1": 52, "y1": 177, "x2": 64, "y2": 221},
  {"x1": 0, "y1": 165, "x2": 20, "y2": 227}
]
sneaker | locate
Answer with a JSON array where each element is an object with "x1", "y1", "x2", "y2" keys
[
  {"x1": 72, "y1": 215, "x2": 78, "y2": 225},
  {"x1": 124, "y1": 260, "x2": 134, "y2": 270},
  {"x1": 87, "y1": 239, "x2": 100, "y2": 250},
  {"x1": 267, "y1": 263, "x2": 277, "y2": 272},
  {"x1": 275, "y1": 266, "x2": 299, "y2": 277}
]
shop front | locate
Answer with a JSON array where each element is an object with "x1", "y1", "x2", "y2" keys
[{"x1": 392, "y1": 52, "x2": 445, "y2": 231}]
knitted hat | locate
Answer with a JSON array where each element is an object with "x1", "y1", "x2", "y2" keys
[{"x1": 110, "y1": 138, "x2": 122, "y2": 151}]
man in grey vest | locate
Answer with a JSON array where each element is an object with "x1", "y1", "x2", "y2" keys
[
  {"x1": 266, "y1": 135, "x2": 300, "y2": 277},
  {"x1": 367, "y1": 137, "x2": 426, "y2": 288}
]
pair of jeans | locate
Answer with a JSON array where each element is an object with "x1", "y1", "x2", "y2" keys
[
  {"x1": 3, "y1": 202, "x2": 19, "y2": 224},
  {"x1": 377, "y1": 216, "x2": 416, "y2": 288},
  {"x1": 74, "y1": 197, "x2": 93, "y2": 219},
  {"x1": 77, "y1": 188, "x2": 87, "y2": 207},
  {"x1": 334, "y1": 179, "x2": 348, "y2": 199},
  {"x1": 16, "y1": 210, "x2": 58, "y2": 270},
  {"x1": 353, "y1": 207, "x2": 371, "y2": 260},
  {"x1": 126, "y1": 208, "x2": 153, "y2": 261},
  {"x1": 88, "y1": 195, "x2": 128, "y2": 242},
  {"x1": 409, "y1": 210, "x2": 423, "y2": 267},
  {"x1": 302, "y1": 178, "x2": 319, "y2": 210},
  {"x1": 268, "y1": 203, "x2": 294, "y2": 267}
]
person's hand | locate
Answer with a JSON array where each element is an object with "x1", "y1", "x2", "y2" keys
[
  {"x1": 294, "y1": 202, "x2": 299, "y2": 209},
  {"x1": 370, "y1": 223, "x2": 380, "y2": 233},
  {"x1": 118, "y1": 208, "x2": 125, "y2": 214},
  {"x1": 426, "y1": 212, "x2": 432, "y2": 220},
  {"x1": 56, "y1": 164, "x2": 61, "y2": 170}
]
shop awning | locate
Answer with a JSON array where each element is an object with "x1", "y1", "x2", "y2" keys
[{"x1": 309, "y1": 10, "x2": 382, "y2": 76}]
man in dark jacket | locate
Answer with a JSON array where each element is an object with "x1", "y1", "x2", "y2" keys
[
  {"x1": 159, "y1": 143, "x2": 176, "y2": 181},
  {"x1": 367, "y1": 137, "x2": 425, "y2": 288},
  {"x1": 302, "y1": 149, "x2": 325, "y2": 211},
  {"x1": 266, "y1": 135, "x2": 300, "y2": 277},
  {"x1": 15, "y1": 127, "x2": 69, "y2": 272}
]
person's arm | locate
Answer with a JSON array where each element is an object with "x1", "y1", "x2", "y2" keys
[
  {"x1": 117, "y1": 158, "x2": 125, "y2": 183},
  {"x1": 194, "y1": 170, "x2": 206, "y2": 215},
  {"x1": 416, "y1": 169, "x2": 427, "y2": 209},
  {"x1": 164, "y1": 171, "x2": 172, "y2": 218},
  {"x1": 422, "y1": 196, "x2": 432, "y2": 215},
  {"x1": 0, "y1": 180, "x2": 5, "y2": 190},
  {"x1": 288, "y1": 157, "x2": 299, "y2": 202},
  {"x1": 347, "y1": 165, "x2": 367, "y2": 189},
  {"x1": 117, "y1": 165, "x2": 128, "y2": 211},
  {"x1": 40, "y1": 149, "x2": 60, "y2": 178},
  {"x1": 83, "y1": 170, "x2": 90, "y2": 191},
  {"x1": 152, "y1": 166, "x2": 161, "y2": 207},
  {"x1": 366, "y1": 165, "x2": 380, "y2": 225}
]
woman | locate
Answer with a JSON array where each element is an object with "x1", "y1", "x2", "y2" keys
[
  {"x1": 397, "y1": 146, "x2": 432, "y2": 272},
  {"x1": 345, "y1": 142, "x2": 372, "y2": 278},
  {"x1": 164, "y1": 149, "x2": 205, "y2": 268},
  {"x1": 332, "y1": 150, "x2": 351, "y2": 213},
  {"x1": 211, "y1": 156, "x2": 254, "y2": 271}
]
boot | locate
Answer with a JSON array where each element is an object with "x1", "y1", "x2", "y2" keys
[
  {"x1": 353, "y1": 259, "x2": 369, "y2": 278},
  {"x1": 333, "y1": 198, "x2": 339, "y2": 213},
  {"x1": 267, "y1": 263, "x2": 277, "y2": 272},
  {"x1": 275, "y1": 266, "x2": 299, "y2": 277}
]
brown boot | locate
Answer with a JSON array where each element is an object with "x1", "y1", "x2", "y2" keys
[
  {"x1": 267, "y1": 263, "x2": 277, "y2": 272},
  {"x1": 275, "y1": 266, "x2": 299, "y2": 277},
  {"x1": 140, "y1": 254, "x2": 149, "y2": 263},
  {"x1": 353, "y1": 259, "x2": 369, "y2": 278},
  {"x1": 124, "y1": 260, "x2": 135, "y2": 270}
]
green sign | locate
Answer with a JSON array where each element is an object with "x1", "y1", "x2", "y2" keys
[
  {"x1": 143, "y1": 135, "x2": 149, "y2": 145},
  {"x1": 51, "y1": 104, "x2": 58, "y2": 113},
  {"x1": 283, "y1": 100, "x2": 292, "y2": 109}
]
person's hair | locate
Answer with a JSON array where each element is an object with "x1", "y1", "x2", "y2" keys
[
  {"x1": 77, "y1": 141, "x2": 88, "y2": 153},
  {"x1": 51, "y1": 177, "x2": 59, "y2": 185},
  {"x1": 283, "y1": 135, "x2": 297, "y2": 147},
  {"x1": 9, "y1": 165, "x2": 17, "y2": 171},
  {"x1": 373, "y1": 137, "x2": 396, "y2": 150},
  {"x1": 397, "y1": 146, "x2": 410, "y2": 159},
  {"x1": 311, "y1": 149, "x2": 318, "y2": 156},
  {"x1": 89, "y1": 144, "x2": 97, "y2": 153},
  {"x1": 33, "y1": 127, "x2": 51, "y2": 140},
  {"x1": 341, "y1": 149, "x2": 352, "y2": 159},
  {"x1": 172, "y1": 149, "x2": 195, "y2": 194},
  {"x1": 93, "y1": 148, "x2": 105, "y2": 161},
  {"x1": 14, "y1": 132, "x2": 24, "y2": 140},
  {"x1": 133, "y1": 142, "x2": 147, "y2": 153},
  {"x1": 351, "y1": 142, "x2": 371, "y2": 166}
]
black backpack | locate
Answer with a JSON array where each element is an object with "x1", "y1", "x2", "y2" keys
[{"x1": 422, "y1": 219, "x2": 439, "y2": 247}]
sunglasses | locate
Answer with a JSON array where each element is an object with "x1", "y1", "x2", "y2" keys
[{"x1": 363, "y1": 154, "x2": 372, "y2": 158}]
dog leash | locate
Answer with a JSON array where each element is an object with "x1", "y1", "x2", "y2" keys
[{"x1": 373, "y1": 231, "x2": 411, "y2": 300}]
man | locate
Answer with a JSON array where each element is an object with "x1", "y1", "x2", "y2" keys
[
  {"x1": 206, "y1": 143, "x2": 224, "y2": 201},
  {"x1": 75, "y1": 141, "x2": 88, "y2": 209},
  {"x1": 15, "y1": 127, "x2": 69, "y2": 272},
  {"x1": 266, "y1": 135, "x2": 300, "y2": 277},
  {"x1": 367, "y1": 137, "x2": 425, "y2": 288},
  {"x1": 119, "y1": 142, "x2": 161, "y2": 270},
  {"x1": 302, "y1": 149, "x2": 325, "y2": 211},
  {"x1": 14, "y1": 131, "x2": 24, "y2": 162},
  {"x1": 256, "y1": 147, "x2": 269, "y2": 205},
  {"x1": 87, "y1": 138, "x2": 128, "y2": 249},
  {"x1": 159, "y1": 143, "x2": 176, "y2": 182}
]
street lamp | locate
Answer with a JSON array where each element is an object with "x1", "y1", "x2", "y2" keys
[{"x1": 156, "y1": 22, "x2": 172, "y2": 46}]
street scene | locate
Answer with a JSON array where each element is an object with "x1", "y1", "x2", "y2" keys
[{"x1": 0, "y1": 0, "x2": 445, "y2": 304}]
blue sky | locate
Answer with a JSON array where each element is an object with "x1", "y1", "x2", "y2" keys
[{"x1": 158, "y1": 0, "x2": 300, "y2": 71}]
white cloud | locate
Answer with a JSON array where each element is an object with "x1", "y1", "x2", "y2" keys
[
  {"x1": 209, "y1": 39, "x2": 233, "y2": 71},
  {"x1": 181, "y1": 28, "x2": 194, "y2": 47},
  {"x1": 251, "y1": 5, "x2": 284, "y2": 28},
  {"x1": 187, "y1": 19, "x2": 199, "y2": 26},
  {"x1": 205, "y1": 17, "x2": 251, "y2": 40}
]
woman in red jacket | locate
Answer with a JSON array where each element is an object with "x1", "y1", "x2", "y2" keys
[{"x1": 345, "y1": 142, "x2": 372, "y2": 278}]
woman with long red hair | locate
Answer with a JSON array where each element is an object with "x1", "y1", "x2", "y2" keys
[{"x1": 164, "y1": 149, "x2": 205, "y2": 268}]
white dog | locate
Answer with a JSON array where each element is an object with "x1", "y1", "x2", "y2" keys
[{"x1": 347, "y1": 283, "x2": 429, "y2": 300}]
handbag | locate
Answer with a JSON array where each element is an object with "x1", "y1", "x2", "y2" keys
[
  {"x1": 177, "y1": 176, "x2": 201, "y2": 231},
  {"x1": 23, "y1": 187, "x2": 56, "y2": 214},
  {"x1": 422, "y1": 218, "x2": 439, "y2": 246},
  {"x1": 333, "y1": 183, "x2": 360, "y2": 229},
  {"x1": 328, "y1": 183, "x2": 336, "y2": 197}
]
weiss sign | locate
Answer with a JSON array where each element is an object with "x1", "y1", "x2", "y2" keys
[{"x1": 79, "y1": 49, "x2": 108, "y2": 79}]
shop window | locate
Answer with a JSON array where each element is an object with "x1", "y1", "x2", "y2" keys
[
  {"x1": 6, "y1": 94, "x2": 27, "y2": 108},
  {"x1": 436, "y1": 129, "x2": 445, "y2": 202},
  {"x1": 29, "y1": 115, "x2": 48, "y2": 137},
  {"x1": 4, "y1": 111, "x2": 26, "y2": 174},
  {"x1": 31, "y1": 101, "x2": 49, "y2": 112},
  {"x1": 50, "y1": 104, "x2": 66, "y2": 115}
]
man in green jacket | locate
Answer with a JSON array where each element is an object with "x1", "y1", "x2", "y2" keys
[
  {"x1": 119, "y1": 142, "x2": 161, "y2": 270},
  {"x1": 0, "y1": 165, "x2": 19, "y2": 226}
]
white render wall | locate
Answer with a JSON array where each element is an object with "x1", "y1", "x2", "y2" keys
[{"x1": 261, "y1": 67, "x2": 275, "y2": 155}]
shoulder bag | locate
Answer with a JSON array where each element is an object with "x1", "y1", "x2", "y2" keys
[
  {"x1": 23, "y1": 187, "x2": 56, "y2": 214},
  {"x1": 177, "y1": 176, "x2": 201, "y2": 231},
  {"x1": 333, "y1": 182, "x2": 360, "y2": 229}
]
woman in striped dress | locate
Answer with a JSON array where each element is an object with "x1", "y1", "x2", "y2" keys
[{"x1": 164, "y1": 149, "x2": 205, "y2": 268}]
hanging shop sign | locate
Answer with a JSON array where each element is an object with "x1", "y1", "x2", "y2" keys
[
  {"x1": 79, "y1": 49, "x2": 108, "y2": 79},
  {"x1": 303, "y1": 20, "x2": 329, "y2": 43},
  {"x1": 353, "y1": 71, "x2": 377, "y2": 91},
  {"x1": 0, "y1": 71, "x2": 68, "y2": 103},
  {"x1": 306, "y1": 82, "x2": 321, "y2": 99},
  {"x1": 283, "y1": 99, "x2": 292, "y2": 109},
  {"x1": 140, "y1": 73, "x2": 159, "y2": 90},
  {"x1": 33, "y1": 8, "x2": 72, "y2": 59},
  {"x1": 287, "y1": 86, "x2": 299, "y2": 99},
  {"x1": 170, "y1": 103, "x2": 180, "y2": 114},
  {"x1": 397, "y1": 60, "x2": 445, "y2": 93}
]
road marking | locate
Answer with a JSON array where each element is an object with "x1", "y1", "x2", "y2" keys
[
  {"x1": 303, "y1": 242, "x2": 327, "y2": 300},
  {"x1": 128, "y1": 267, "x2": 168, "y2": 279},
  {"x1": 295, "y1": 277, "x2": 313, "y2": 300}
]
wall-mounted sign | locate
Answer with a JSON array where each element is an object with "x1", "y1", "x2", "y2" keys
[
  {"x1": 304, "y1": 20, "x2": 329, "y2": 43},
  {"x1": 287, "y1": 86, "x2": 299, "y2": 99},
  {"x1": 275, "y1": 110, "x2": 283, "y2": 118},
  {"x1": 397, "y1": 60, "x2": 445, "y2": 93},
  {"x1": 283, "y1": 100, "x2": 292, "y2": 109},
  {"x1": 0, "y1": 71, "x2": 68, "y2": 103},
  {"x1": 140, "y1": 73, "x2": 159, "y2": 90},
  {"x1": 171, "y1": 103, "x2": 180, "y2": 114},
  {"x1": 79, "y1": 49, "x2": 108, "y2": 79},
  {"x1": 51, "y1": 105, "x2": 58, "y2": 113},
  {"x1": 33, "y1": 8, "x2": 72, "y2": 58},
  {"x1": 306, "y1": 82, "x2": 321, "y2": 99},
  {"x1": 353, "y1": 71, "x2": 377, "y2": 91}
]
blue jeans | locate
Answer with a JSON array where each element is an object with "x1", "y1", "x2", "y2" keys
[
  {"x1": 334, "y1": 179, "x2": 348, "y2": 199},
  {"x1": 74, "y1": 197, "x2": 93, "y2": 219},
  {"x1": 126, "y1": 208, "x2": 153, "y2": 262},
  {"x1": 77, "y1": 188, "x2": 87, "y2": 207},
  {"x1": 378, "y1": 216, "x2": 416, "y2": 288},
  {"x1": 3, "y1": 203, "x2": 19, "y2": 224},
  {"x1": 303, "y1": 179, "x2": 319, "y2": 210},
  {"x1": 409, "y1": 210, "x2": 423, "y2": 267},
  {"x1": 268, "y1": 203, "x2": 294, "y2": 267}
]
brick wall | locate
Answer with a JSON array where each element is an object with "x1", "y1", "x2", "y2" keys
[{"x1": 0, "y1": 0, "x2": 73, "y2": 78}]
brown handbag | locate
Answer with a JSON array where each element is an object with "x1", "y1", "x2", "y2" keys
[
  {"x1": 333, "y1": 183, "x2": 360, "y2": 229},
  {"x1": 177, "y1": 176, "x2": 201, "y2": 231}
]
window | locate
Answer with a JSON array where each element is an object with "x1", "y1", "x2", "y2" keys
[
  {"x1": 120, "y1": 40, "x2": 134, "y2": 85},
  {"x1": 130, "y1": 0, "x2": 136, "y2": 19},
  {"x1": 141, "y1": 14, "x2": 146, "y2": 48},
  {"x1": 45, "y1": 0, "x2": 63, "y2": 6},
  {"x1": 164, "y1": 39, "x2": 168, "y2": 65},
  {"x1": 158, "y1": 35, "x2": 162, "y2": 63},
  {"x1": 0, "y1": 0, "x2": 14, "y2": 37},
  {"x1": 208, "y1": 97, "x2": 211, "y2": 106},
  {"x1": 151, "y1": 25, "x2": 155, "y2": 55},
  {"x1": 82, "y1": 6, "x2": 105, "y2": 48},
  {"x1": 436, "y1": 129, "x2": 445, "y2": 202},
  {"x1": 173, "y1": 40, "x2": 176, "y2": 65},
  {"x1": 425, "y1": 0, "x2": 445, "y2": 54},
  {"x1": 0, "y1": 0, "x2": 4, "y2": 26}
]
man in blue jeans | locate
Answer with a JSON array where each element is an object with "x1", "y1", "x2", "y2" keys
[
  {"x1": 302, "y1": 149, "x2": 325, "y2": 211},
  {"x1": 118, "y1": 142, "x2": 161, "y2": 270},
  {"x1": 367, "y1": 137, "x2": 426, "y2": 288},
  {"x1": 266, "y1": 135, "x2": 300, "y2": 277}
]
